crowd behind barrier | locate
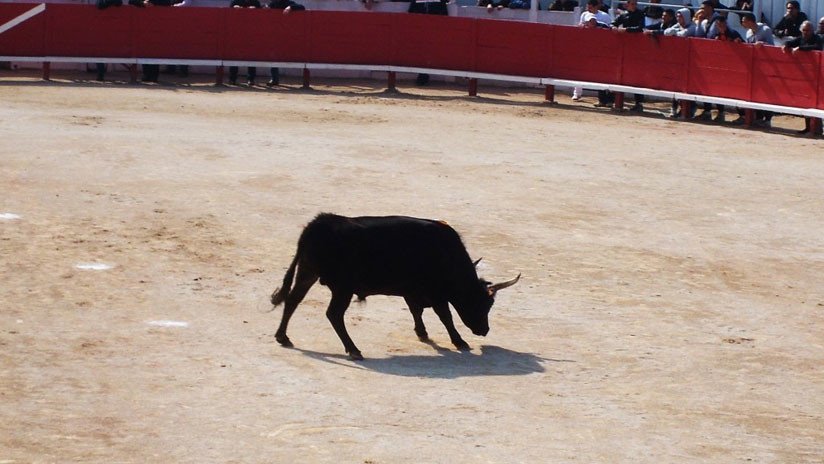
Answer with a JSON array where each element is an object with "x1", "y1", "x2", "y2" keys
[{"x1": 0, "y1": 0, "x2": 822, "y2": 135}]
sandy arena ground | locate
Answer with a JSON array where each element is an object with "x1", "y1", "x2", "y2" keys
[{"x1": 1, "y1": 69, "x2": 823, "y2": 463}]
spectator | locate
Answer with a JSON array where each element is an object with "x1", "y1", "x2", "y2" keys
[
  {"x1": 548, "y1": 0, "x2": 578, "y2": 11},
  {"x1": 773, "y1": 1, "x2": 808, "y2": 40},
  {"x1": 165, "y1": 0, "x2": 193, "y2": 78},
  {"x1": 94, "y1": 0, "x2": 124, "y2": 82},
  {"x1": 740, "y1": 12, "x2": 774, "y2": 45},
  {"x1": 664, "y1": 8, "x2": 697, "y2": 38},
  {"x1": 696, "y1": 16, "x2": 741, "y2": 122},
  {"x1": 408, "y1": 0, "x2": 449, "y2": 85},
  {"x1": 611, "y1": 0, "x2": 645, "y2": 112},
  {"x1": 780, "y1": 21, "x2": 823, "y2": 135},
  {"x1": 695, "y1": 0, "x2": 722, "y2": 37},
  {"x1": 478, "y1": 0, "x2": 505, "y2": 11},
  {"x1": 644, "y1": 7, "x2": 676, "y2": 34},
  {"x1": 643, "y1": 0, "x2": 663, "y2": 27},
  {"x1": 229, "y1": 0, "x2": 262, "y2": 86},
  {"x1": 140, "y1": 0, "x2": 180, "y2": 83},
  {"x1": 736, "y1": 12, "x2": 774, "y2": 126},
  {"x1": 818, "y1": 16, "x2": 824, "y2": 38},
  {"x1": 266, "y1": 0, "x2": 306, "y2": 86},
  {"x1": 734, "y1": 0, "x2": 752, "y2": 11},
  {"x1": 573, "y1": 0, "x2": 612, "y2": 102}
]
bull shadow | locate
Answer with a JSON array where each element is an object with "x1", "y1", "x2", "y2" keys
[{"x1": 293, "y1": 344, "x2": 572, "y2": 379}]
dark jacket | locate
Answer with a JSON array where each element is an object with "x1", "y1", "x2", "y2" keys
[
  {"x1": 269, "y1": 0, "x2": 305, "y2": 10},
  {"x1": 785, "y1": 34, "x2": 824, "y2": 51},
  {"x1": 773, "y1": 12, "x2": 808, "y2": 38},
  {"x1": 612, "y1": 9, "x2": 645, "y2": 32}
]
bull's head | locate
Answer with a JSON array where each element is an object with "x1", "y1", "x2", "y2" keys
[{"x1": 456, "y1": 273, "x2": 521, "y2": 337}]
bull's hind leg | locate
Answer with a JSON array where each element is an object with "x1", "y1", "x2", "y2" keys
[
  {"x1": 325, "y1": 290, "x2": 362, "y2": 361},
  {"x1": 404, "y1": 297, "x2": 429, "y2": 342},
  {"x1": 275, "y1": 271, "x2": 317, "y2": 348},
  {"x1": 432, "y1": 302, "x2": 470, "y2": 351}
]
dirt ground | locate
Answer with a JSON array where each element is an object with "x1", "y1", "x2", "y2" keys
[{"x1": 1, "y1": 69, "x2": 823, "y2": 463}]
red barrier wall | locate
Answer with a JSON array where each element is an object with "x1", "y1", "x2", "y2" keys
[{"x1": 0, "y1": 4, "x2": 821, "y2": 110}]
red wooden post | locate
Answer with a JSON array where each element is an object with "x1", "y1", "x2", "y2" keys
[
  {"x1": 387, "y1": 71, "x2": 396, "y2": 92},
  {"x1": 42, "y1": 62, "x2": 50, "y2": 81},
  {"x1": 468, "y1": 78, "x2": 478, "y2": 97},
  {"x1": 613, "y1": 91, "x2": 624, "y2": 111},
  {"x1": 744, "y1": 108, "x2": 755, "y2": 127},
  {"x1": 810, "y1": 118, "x2": 822, "y2": 137},
  {"x1": 302, "y1": 68, "x2": 311, "y2": 89},
  {"x1": 544, "y1": 84, "x2": 555, "y2": 103}
]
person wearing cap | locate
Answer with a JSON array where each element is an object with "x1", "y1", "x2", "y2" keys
[{"x1": 773, "y1": 1, "x2": 808, "y2": 40}]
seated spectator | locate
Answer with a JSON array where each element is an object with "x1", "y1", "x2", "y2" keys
[
  {"x1": 783, "y1": 20, "x2": 824, "y2": 53},
  {"x1": 548, "y1": 0, "x2": 578, "y2": 11},
  {"x1": 816, "y1": 15, "x2": 824, "y2": 39},
  {"x1": 773, "y1": 1, "x2": 808, "y2": 40},
  {"x1": 664, "y1": 8, "x2": 697, "y2": 37}
]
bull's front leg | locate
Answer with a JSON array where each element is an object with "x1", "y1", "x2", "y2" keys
[
  {"x1": 326, "y1": 290, "x2": 363, "y2": 361},
  {"x1": 432, "y1": 302, "x2": 470, "y2": 351}
]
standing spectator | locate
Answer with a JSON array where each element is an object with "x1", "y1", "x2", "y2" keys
[
  {"x1": 782, "y1": 21, "x2": 823, "y2": 134},
  {"x1": 696, "y1": 16, "x2": 741, "y2": 122},
  {"x1": 94, "y1": 0, "x2": 124, "y2": 82},
  {"x1": 573, "y1": 0, "x2": 612, "y2": 102},
  {"x1": 611, "y1": 0, "x2": 645, "y2": 112},
  {"x1": 140, "y1": 0, "x2": 180, "y2": 83},
  {"x1": 266, "y1": 0, "x2": 306, "y2": 86},
  {"x1": 408, "y1": 0, "x2": 449, "y2": 85},
  {"x1": 664, "y1": 8, "x2": 698, "y2": 37},
  {"x1": 229, "y1": 0, "x2": 262, "y2": 86},
  {"x1": 695, "y1": 0, "x2": 722, "y2": 37},
  {"x1": 736, "y1": 13, "x2": 775, "y2": 126},
  {"x1": 734, "y1": 0, "x2": 752, "y2": 11},
  {"x1": 643, "y1": 0, "x2": 663, "y2": 28},
  {"x1": 773, "y1": 1, "x2": 808, "y2": 41},
  {"x1": 644, "y1": 7, "x2": 676, "y2": 34}
]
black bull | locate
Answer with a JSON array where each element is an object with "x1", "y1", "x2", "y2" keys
[{"x1": 270, "y1": 214, "x2": 520, "y2": 360}]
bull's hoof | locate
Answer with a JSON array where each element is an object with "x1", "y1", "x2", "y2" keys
[
  {"x1": 348, "y1": 351, "x2": 364, "y2": 361},
  {"x1": 416, "y1": 332, "x2": 430, "y2": 342},
  {"x1": 275, "y1": 334, "x2": 293, "y2": 348},
  {"x1": 454, "y1": 340, "x2": 471, "y2": 351}
]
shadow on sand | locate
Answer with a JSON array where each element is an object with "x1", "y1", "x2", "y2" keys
[{"x1": 292, "y1": 344, "x2": 573, "y2": 379}]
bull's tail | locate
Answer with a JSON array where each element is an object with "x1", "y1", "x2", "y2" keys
[{"x1": 270, "y1": 253, "x2": 299, "y2": 308}]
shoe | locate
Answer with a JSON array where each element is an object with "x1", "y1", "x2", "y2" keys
[
  {"x1": 713, "y1": 113, "x2": 725, "y2": 123},
  {"x1": 755, "y1": 119, "x2": 771, "y2": 128},
  {"x1": 629, "y1": 104, "x2": 643, "y2": 112},
  {"x1": 695, "y1": 111, "x2": 712, "y2": 121},
  {"x1": 594, "y1": 102, "x2": 612, "y2": 108},
  {"x1": 266, "y1": 79, "x2": 278, "y2": 87},
  {"x1": 572, "y1": 95, "x2": 581, "y2": 101},
  {"x1": 229, "y1": 79, "x2": 237, "y2": 86},
  {"x1": 247, "y1": 80, "x2": 256, "y2": 86}
]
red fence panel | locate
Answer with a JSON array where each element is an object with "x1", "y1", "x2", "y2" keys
[
  {"x1": 391, "y1": 14, "x2": 475, "y2": 71},
  {"x1": 687, "y1": 38, "x2": 752, "y2": 100},
  {"x1": 223, "y1": 8, "x2": 310, "y2": 61},
  {"x1": 549, "y1": 26, "x2": 621, "y2": 83},
  {"x1": 0, "y1": 3, "x2": 46, "y2": 56},
  {"x1": 45, "y1": 4, "x2": 133, "y2": 58},
  {"x1": 473, "y1": 19, "x2": 552, "y2": 77},
  {"x1": 820, "y1": 56, "x2": 824, "y2": 110},
  {"x1": 620, "y1": 33, "x2": 690, "y2": 92},
  {"x1": 132, "y1": 6, "x2": 222, "y2": 59},
  {"x1": 307, "y1": 11, "x2": 395, "y2": 65},
  {"x1": 750, "y1": 45, "x2": 820, "y2": 109}
]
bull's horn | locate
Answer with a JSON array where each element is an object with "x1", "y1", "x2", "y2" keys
[
  {"x1": 488, "y1": 274, "x2": 521, "y2": 295},
  {"x1": 473, "y1": 257, "x2": 483, "y2": 267}
]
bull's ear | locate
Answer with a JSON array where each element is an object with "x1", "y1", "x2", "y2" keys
[
  {"x1": 473, "y1": 257, "x2": 482, "y2": 267},
  {"x1": 487, "y1": 274, "x2": 521, "y2": 297}
]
